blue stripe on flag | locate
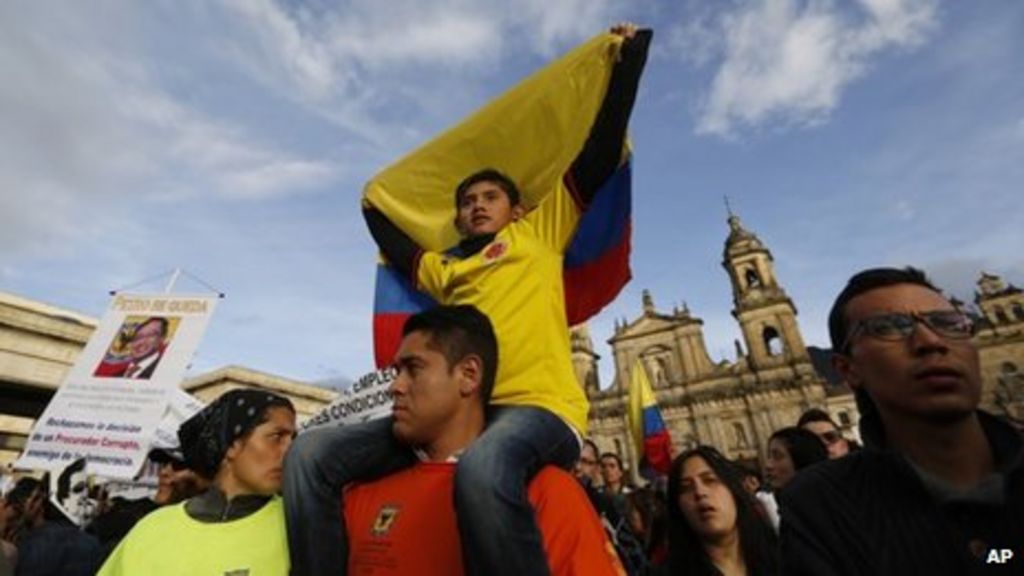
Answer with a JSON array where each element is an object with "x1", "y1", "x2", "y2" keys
[
  {"x1": 564, "y1": 161, "x2": 632, "y2": 268},
  {"x1": 374, "y1": 265, "x2": 437, "y2": 313},
  {"x1": 643, "y1": 405, "x2": 667, "y2": 436}
]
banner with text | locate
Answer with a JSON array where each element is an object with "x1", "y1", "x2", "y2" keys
[
  {"x1": 16, "y1": 293, "x2": 217, "y2": 478},
  {"x1": 301, "y1": 367, "x2": 395, "y2": 433}
]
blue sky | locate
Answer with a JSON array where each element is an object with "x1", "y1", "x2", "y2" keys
[{"x1": 2, "y1": 0, "x2": 1022, "y2": 388}]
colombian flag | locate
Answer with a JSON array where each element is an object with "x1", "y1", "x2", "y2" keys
[
  {"x1": 628, "y1": 361, "x2": 673, "y2": 476},
  {"x1": 366, "y1": 32, "x2": 633, "y2": 367}
]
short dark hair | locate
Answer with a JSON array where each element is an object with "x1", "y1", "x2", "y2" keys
[
  {"x1": 667, "y1": 446, "x2": 778, "y2": 574},
  {"x1": 600, "y1": 452, "x2": 624, "y2": 469},
  {"x1": 402, "y1": 305, "x2": 498, "y2": 403},
  {"x1": 454, "y1": 168, "x2": 522, "y2": 209},
  {"x1": 769, "y1": 427, "x2": 829, "y2": 471},
  {"x1": 582, "y1": 438, "x2": 600, "y2": 457},
  {"x1": 827, "y1": 267, "x2": 941, "y2": 353},
  {"x1": 796, "y1": 408, "x2": 839, "y2": 430}
]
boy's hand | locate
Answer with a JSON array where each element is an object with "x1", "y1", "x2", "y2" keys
[{"x1": 609, "y1": 22, "x2": 639, "y2": 39}]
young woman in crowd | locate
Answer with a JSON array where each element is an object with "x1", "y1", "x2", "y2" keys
[
  {"x1": 763, "y1": 427, "x2": 828, "y2": 491},
  {"x1": 666, "y1": 446, "x2": 778, "y2": 576},
  {"x1": 625, "y1": 486, "x2": 668, "y2": 569}
]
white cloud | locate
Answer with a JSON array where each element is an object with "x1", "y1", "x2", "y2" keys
[
  {"x1": 0, "y1": 3, "x2": 343, "y2": 257},
  {"x1": 213, "y1": 0, "x2": 619, "y2": 140},
  {"x1": 676, "y1": 0, "x2": 938, "y2": 137},
  {"x1": 219, "y1": 159, "x2": 337, "y2": 200}
]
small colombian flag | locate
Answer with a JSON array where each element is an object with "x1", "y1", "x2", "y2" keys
[{"x1": 628, "y1": 360, "x2": 673, "y2": 476}]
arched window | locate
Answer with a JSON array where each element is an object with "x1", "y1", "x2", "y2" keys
[
  {"x1": 1002, "y1": 362, "x2": 1019, "y2": 375},
  {"x1": 763, "y1": 326, "x2": 783, "y2": 356},
  {"x1": 656, "y1": 357, "x2": 669, "y2": 385},
  {"x1": 732, "y1": 422, "x2": 749, "y2": 447},
  {"x1": 838, "y1": 411, "x2": 851, "y2": 426},
  {"x1": 1013, "y1": 303, "x2": 1024, "y2": 321},
  {"x1": 745, "y1": 268, "x2": 762, "y2": 288},
  {"x1": 995, "y1": 306, "x2": 1010, "y2": 324},
  {"x1": 613, "y1": 438, "x2": 624, "y2": 458}
]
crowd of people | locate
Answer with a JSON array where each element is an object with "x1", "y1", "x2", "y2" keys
[
  {"x1": 1, "y1": 264, "x2": 1020, "y2": 575},
  {"x1": 1, "y1": 20, "x2": 1022, "y2": 576}
]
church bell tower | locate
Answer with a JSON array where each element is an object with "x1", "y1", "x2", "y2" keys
[{"x1": 721, "y1": 211, "x2": 809, "y2": 370}]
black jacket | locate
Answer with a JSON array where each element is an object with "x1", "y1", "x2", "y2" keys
[{"x1": 779, "y1": 411, "x2": 1024, "y2": 575}]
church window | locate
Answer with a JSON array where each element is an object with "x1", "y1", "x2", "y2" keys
[
  {"x1": 1002, "y1": 362, "x2": 1019, "y2": 375},
  {"x1": 613, "y1": 438, "x2": 623, "y2": 458},
  {"x1": 995, "y1": 306, "x2": 1010, "y2": 324},
  {"x1": 763, "y1": 326, "x2": 783, "y2": 356},
  {"x1": 838, "y1": 411, "x2": 851, "y2": 426},
  {"x1": 745, "y1": 268, "x2": 761, "y2": 288},
  {"x1": 656, "y1": 357, "x2": 669, "y2": 385},
  {"x1": 732, "y1": 422, "x2": 749, "y2": 447},
  {"x1": 1013, "y1": 303, "x2": 1024, "y2": 321}
]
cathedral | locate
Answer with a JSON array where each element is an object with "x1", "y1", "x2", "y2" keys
[{"x1": 572, "y1": 214, "x2": 1024, "y2": 478}]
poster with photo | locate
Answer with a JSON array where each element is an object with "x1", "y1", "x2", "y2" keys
[{"x1": 16, "y1": 293, "x2": 217, "y2": 478}]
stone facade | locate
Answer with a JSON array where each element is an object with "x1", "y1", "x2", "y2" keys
[
  {"x1": 580, "y1": 215, "x2": 857, "y2": 479},
  {"x1": 183, "y1": 365, "x2": 336, "y2": 422},
  {"x1": 973, "y1": 273, "x2": 1024, "y2": 423}
]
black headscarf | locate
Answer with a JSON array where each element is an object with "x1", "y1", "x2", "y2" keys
[{"x1": 178, "y1": 389, "x2": 294, "y2": 479}]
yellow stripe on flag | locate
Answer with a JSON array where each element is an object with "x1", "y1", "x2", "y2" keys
[
  {"x1": 628, "y1": 360, "x2": 658, "y2": 459},
  {"x1": 363, "y1": 33, "x2": 625, "y2": 251}
]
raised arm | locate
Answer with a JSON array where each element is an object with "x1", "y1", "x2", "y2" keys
[
  {"x1": 565, "y1": 24, "x2": 652, "y2": 209},
  {"x1": 363, "y1": 205, "x2": 424, "y2": 284}
]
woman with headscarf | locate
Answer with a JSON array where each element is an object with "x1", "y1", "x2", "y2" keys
[{"x1": 98, "y1": 389, "x2": 297, "y2": 575}]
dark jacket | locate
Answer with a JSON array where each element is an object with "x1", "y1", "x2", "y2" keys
[
  {"x1": 14, "y1": 520, "x2": 101, "y2": 576},
  {"x1": 779, "y1": 411, "x2": 1024, "y2": 575}
]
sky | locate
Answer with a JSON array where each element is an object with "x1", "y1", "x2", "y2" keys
[{"x1": 2, "y1": 0, "x2": 1022, "y2": 389}]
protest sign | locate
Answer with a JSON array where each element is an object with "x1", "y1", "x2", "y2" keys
[
  {"x1": 17, "y1": 293, "x2": 217, "y2": 478},
  {"x1": 301, "y1": 366, "x2": 396, "y2": 433}
]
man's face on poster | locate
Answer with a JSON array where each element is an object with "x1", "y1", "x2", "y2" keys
[{"x1": 130, "y1": 319, "x2": 166, "y2": 362}]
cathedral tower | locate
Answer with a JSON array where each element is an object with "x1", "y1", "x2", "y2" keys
[
  {"x1": 570, "y1": 324, "x2": 601, "y2": 394},
  {"x1": 721, "y1": 212, "x2": 809, "y2": 370}
]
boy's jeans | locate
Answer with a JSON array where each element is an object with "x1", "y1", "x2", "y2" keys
[{"x1": 283, "y1": 405, "x2": 580, "y2": 576}]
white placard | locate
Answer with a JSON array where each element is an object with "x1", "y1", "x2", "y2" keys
[
  {"x1": 301, "y1": 367, "x2": 395, "y2": 433},
  {"x1": 17, "y1": 293, "x2": 217, "y2": 478}
]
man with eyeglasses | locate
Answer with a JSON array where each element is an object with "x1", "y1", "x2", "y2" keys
[
  {"x1": 779, "y1": 267, "x2": 1024, "y2": 576},
  {"x1": 574, "y1": 439, "x2": 604, "y2": 488}
]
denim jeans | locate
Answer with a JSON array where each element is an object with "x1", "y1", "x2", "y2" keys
[
  {"x1": 283, "y1": 417, "x2": 415, "y2": 576},
  {"x1": 282, "y1": 406, "x2": 579, "y2": 576},
  {"x1": 455, "y1": 405, "x2": 580, "y2": 575}
]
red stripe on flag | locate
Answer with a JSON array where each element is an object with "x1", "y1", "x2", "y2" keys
[
  {"x1": 373, "y1": 312, "x2": 411, "y2": 368},
  {"x1": 563, "y1": 220, "x2": 632, "y2": 325},
  {"x1": 643, "y1": 430, "x2": 673, "y2": 475}
]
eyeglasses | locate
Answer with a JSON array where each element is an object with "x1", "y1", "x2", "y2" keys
[
  {"x1": 842, "y1": 310, "x2": 974, "y2": 352},
  {"x1": 819, "y1": 430, "x2": 843, "y2": 445}
]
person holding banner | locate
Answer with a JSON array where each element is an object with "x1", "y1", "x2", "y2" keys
[
  {"x1": 98, "y1": 390, "x2": 296, "y2": 575},
  {"x1": 345, "y1": 305, "x2": 624, "y2": 575},
  {"x1": 285, "y1": 23, "x2": 651, "y2": 576}
]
